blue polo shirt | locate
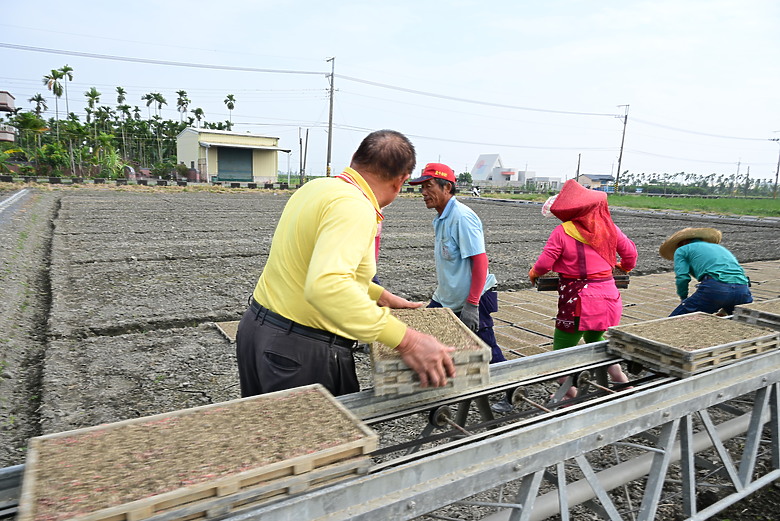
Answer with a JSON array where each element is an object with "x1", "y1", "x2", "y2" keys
[
  {"x1": 674, "y1": 239, "x2": 749, "y2": 299},
  {"x1": 432, "y1": 197, "x2": 497, "y2": 311}
]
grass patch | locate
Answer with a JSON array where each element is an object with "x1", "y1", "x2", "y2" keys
[{"x1": 607, "y1": 195, "x2": 780, "y2": 217}]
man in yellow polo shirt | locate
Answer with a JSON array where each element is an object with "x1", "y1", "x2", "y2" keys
[{"x1": 236, "y1": 129, "x2": 456, "y2": 397}]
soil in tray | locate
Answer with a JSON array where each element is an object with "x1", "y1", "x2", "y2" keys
[
  {"x1": 29, "y1": 387, "x2": 366, "y2": 521},
  {"x1": 609, "y1": 313, "x2": 776, "y2": 351},
  {"x1": 373, "y1": 308, "x2": 483, "y2": 359},
  {"x1": 738, "y1": 298, "x2": 780, "y2": 315}
]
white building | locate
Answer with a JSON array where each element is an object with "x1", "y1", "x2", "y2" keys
[{"x1": 470, "y1": 154, "x2": 529, "y2": 186}]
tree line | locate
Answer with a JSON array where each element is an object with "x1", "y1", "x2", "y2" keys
[{"x1": 0, "y1": 64, "x2": 237, "y2": 179}]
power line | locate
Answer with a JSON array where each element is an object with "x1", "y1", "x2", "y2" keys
[
  {"x1": 0, "y1": 42, "x2": 324, "y2": 76},
  {"x1": 336, "y1": 74, "x2": 619, "y2": 117},
  {"x1": 632, "y1": 117, "x2": 768, "y2": 141}
]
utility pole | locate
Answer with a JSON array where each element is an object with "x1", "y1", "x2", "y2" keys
[
  {"x1": 326, "y1": 57, "x2": 335, "y2": 177},
  {"x1": 299, "y1": 127, "x2": 309, "y2": 184},
  {"x1": 575, "y1": 153, "x2": 581, "y2": 183},
  {"x1": 614, "y1": 105, "x2": 629, "y2": 193},
  {"x1": 299, "y1": 127, "x2": 304, "y2": 182},
  {"x1": 771, "y1": 138, "x2": 780, "y2": 199}
]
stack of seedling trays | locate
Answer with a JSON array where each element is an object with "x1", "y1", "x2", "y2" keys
[
  {"x1": 536, "y1": 267, "x2": 629, "y2": 291},
  {"x1": 18, "y1": 384, "x2": 377, "y2": 521},
  {"x1": 371, "y1": 307, "x2": 491, "y2": 396},
  {"x1": 733, "y1": 298, "x2": 780, "y2": 331},
  {"x1": 606, "y1": 312, "x2": 779, "y2": 378}
]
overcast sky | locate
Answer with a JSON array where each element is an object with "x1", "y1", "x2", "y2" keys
[{"x1": 2, "y1": 0, "x2": 779, "y2": 181}]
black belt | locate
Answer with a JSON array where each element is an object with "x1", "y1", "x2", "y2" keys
[{"x1": 248, "y1": 298, "x2": 359, "y2": 350}]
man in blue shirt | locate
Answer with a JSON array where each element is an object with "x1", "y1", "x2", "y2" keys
[
  {"x1": 409, "y1": 162, "x2": 507, "y2": 365},
  {"x1": 659, "y1": 227, "x2": 752, "y2": 316}
]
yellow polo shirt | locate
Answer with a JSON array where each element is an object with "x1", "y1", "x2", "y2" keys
[{"x1": 252, "y1": 168, "x2": 407, "y2": 347}]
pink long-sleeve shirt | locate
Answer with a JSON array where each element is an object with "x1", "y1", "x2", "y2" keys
[{"x1": 533, "y1": 224, "x2": 637, "y2": 278}]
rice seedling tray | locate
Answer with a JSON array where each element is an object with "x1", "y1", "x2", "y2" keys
[
  {"x1": 18, "y1": 384, "x2": 376, "y2": 521},
  {"x1": 733, "y1": 298, "x2": 780, "y2": 331},
  {"x1": 371, "y1": 307, "x2": 490, "y2": 396},
  {"x1": 606, "y1": 312, "x2": 778, "y2": 378},
  {"x1": 536, "y1": 269, "x2": 629, "y2": 292}
]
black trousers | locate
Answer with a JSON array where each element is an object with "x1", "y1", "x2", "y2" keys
[{"x1": 235, "y1": 306, "x2": 360, "y2": 397}]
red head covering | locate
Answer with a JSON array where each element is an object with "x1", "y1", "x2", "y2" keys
[{"x1": 550, "y1": 180, "x2": 618, "y2": 264}]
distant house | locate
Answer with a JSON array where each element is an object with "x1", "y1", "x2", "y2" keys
[
  {"x1": 0, "y1": 91, "x2": 15, "y2": 112},
  {"x1": 0, "y1": 91, "x2": 16, "y2": 142},
  {"x1": 470, "y1": 154, "x2": 528, "y2": 185},
  {"x1": 527, "y1": 176, "x2": 562, "y2": 191},
  {"x1": 576, "y1": 174, "x2": 614, "y2": 190},
  {"x1": 176, "y1": 128, "x2": 290, "y2": 183}
]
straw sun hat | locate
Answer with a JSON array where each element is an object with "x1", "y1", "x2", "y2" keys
[{"x1": 659, "y1": 227, "x2": 722, "y2": 260}]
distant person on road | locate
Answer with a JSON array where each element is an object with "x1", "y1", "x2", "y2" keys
[
  {"x1": 410, "y1": 163, "x2": 507, "y2": 368},
  {"x1": 529, "y1": 180, "x2": 637, "y2": 400},
  {"x1": 236, "y1": 130, "x2": 456, "y2": 397},
  {"x1": 659, "y1": 227, "x2": 752, "y2": 316}
]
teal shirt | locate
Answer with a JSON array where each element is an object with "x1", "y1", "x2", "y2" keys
[
  {"x1": 432, "y1": 197, "x2": 496, "y2": 312},
  {"x1": 673, "y1": 240, "x2": 749, "y2": 299}
]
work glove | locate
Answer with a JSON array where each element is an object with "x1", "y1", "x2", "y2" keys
[
  {"x1": 460, "y1": 302, "x2": 480, "y2": 332},
  {"x1": 615, "y1": 262, "x2": 630, "y2": 273},
  {"x1": 528, "y1": 269, "x2": 540, "y2": 287}
]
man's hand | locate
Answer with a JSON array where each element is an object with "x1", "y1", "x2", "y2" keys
[
  {"x1": 460, "y1": 302, "x2": 480, "y2": 331},
  {"x1": 377, "y1": 289, "x2": 426, "y2": 309},
  {"x1": 528, "y1": 268, "x2": 540, "y2": 286},
  {"x1": 396, "y1": 328, "x2": 456, "y2": 388}
]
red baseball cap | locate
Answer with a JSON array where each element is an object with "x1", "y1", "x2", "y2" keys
[{"x1": 408, "y1": 163, "x2": 456, "y2": 185}]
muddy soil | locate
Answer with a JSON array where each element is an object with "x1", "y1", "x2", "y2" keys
[{"x1": 1, "y1": 185, "x2": 779, "y2": 520}]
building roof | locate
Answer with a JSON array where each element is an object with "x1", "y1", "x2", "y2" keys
[
  {"x1": 581, "y1": 174, "x2": 614, "y2": 181},
  {"x1": 177, "y1": 127, "x2": 290, "y2": 152},
  {"x1": 470, "y1": 154, "x2": 503, "y2": 179},
  {"x1": 199, "y1": 141, "x2": 291, "y2": 153}
]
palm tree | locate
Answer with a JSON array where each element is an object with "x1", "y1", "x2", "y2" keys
[
  {"x1": 29, "y1": 94, "x2": 48, "y2": 117},
  {"x1": 116, "y1": 103, "x2": 131, "y2": 158},
  {"x1": 152, "y1": 93, "x2": 167, "y2": 117},
  {"x1": 116, "y1": 86, "x2": 127, "y2": 106},
  {"x1": 42, "y1": 69, "x2": 64, "y2": 138},
  {"x1": 84, "y1": 87, "x2": 102, "y2": 122},
  {"x1": 84, "y1": 87, "x2": 102, "y2": 150},
  {"x1": 59, "y1": 64, "x2": 74, "y2": 116},
  {"x1": 150, "y1": 93, "x2": 167, "y2": 162},
  {"x1": 224, "y1": 94, "x2": 236, "y2": 123},
  {"x1": 176, "y1": 90, "x2": 190, "y2": 123},
  {"x1": 191, "y1": 107, "x2": 204, "y2": 128},
  {"x1": 142, "y1": 93, "x2": 155, "y2": 121}
]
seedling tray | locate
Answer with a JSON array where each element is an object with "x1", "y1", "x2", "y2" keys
[
  {"x1": 733, "y1": 298, "x2": 780, "y2": 331},
  {"x1": 536, "y1": 270, "x2": 629, "y2": 292},
  {"x1": 371, "y1": 307, "x2": 490, "y2": 396},
  {"x1": 18, "y1": 384, "x2": 377, "y2": 521},
  {"x1": 606, "y1": 312, "x2": 778, "y2": 378}
]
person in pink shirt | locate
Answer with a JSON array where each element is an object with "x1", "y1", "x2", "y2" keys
[{"x1": 529, "y1": 180, "x2": 637, "y2": 400}]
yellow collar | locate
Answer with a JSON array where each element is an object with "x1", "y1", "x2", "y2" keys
[
  {"x1": 562, "y1": 221, "x2": 588, "y2": 243},
  {"x1": 337, "y1": 167, "x2": 383, "y2": 222}
]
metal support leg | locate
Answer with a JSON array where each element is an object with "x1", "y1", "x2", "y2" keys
[
  {"x1": 509, "y1": 469, "x2": 543, "y2": 521},
  {"x1": 637, "y1": 418, "x2": 679, "y2": 521},
  {"x1": 555, "y1": 461, "x2": 569, "y2": 521},
  {"x1": 574, "y1": 454, "x2": 623, "y2": 521},
  {"x1": 699, "y1": 409, "x2": 743, "y2": 491},
  {"x1": 738, "y1": 386, "x2": 770, "y2": 485},
  {"x1": 770, "y1": 383, "x2": 780, "y2": 470},
  {"x1": 680, "y1": 414, "x2": 697, "y2": 518}
]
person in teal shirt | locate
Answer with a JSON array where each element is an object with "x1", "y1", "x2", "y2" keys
[{"x1": 659, "y1": 227, "x2": 752, "y2": 316}]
